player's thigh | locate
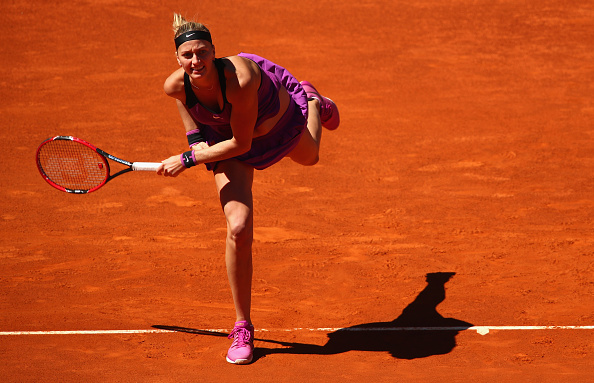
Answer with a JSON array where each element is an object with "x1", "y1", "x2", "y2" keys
[
  {"x1": 214, "y1": 160, "x2": 255, "y2": 225},
  {"x1": 288, "y1": 129, "x2": 319, "y2": 165}
]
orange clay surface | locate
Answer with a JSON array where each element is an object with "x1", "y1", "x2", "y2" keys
[{"x1": 2, "y1": 0, "x2": 594, "y2": 382}]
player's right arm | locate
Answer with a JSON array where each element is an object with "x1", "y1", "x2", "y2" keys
[
  {"x1": 158, "y1": 70, "x2": 203, "y2": 176},
  {"x1": 164, "y1": 68, "x2": 210, "y2": 151}
]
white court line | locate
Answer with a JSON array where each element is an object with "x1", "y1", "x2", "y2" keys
[{"x1": 1, "y1": 326, "x2": 594, "y2": 336}]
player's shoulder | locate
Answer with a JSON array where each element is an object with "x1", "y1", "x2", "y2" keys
[
  {"x1": 163, "y1": 68, "x2": 185, "y2": 98},
  {"x1": 224, "y1": 54, "x2": 258, "y2": 70},
  {"x1": 221, "y1": 55, "x2": 260, "y2": 94}
]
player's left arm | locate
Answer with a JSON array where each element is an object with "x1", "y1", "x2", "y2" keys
[
  {"x1": 225, "y1": 57, "x2": 260, "y2": 153},
  {"x1": 158, "y1": 57, "x2": 260, "y2": 176},
  {"x1": 188, "y1": 56, "x2": 260, "y2": 164}
]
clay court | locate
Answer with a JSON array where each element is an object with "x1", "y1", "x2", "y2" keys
[{"x1": 2, "y1": 0, "x2": 594, "y2": 381}]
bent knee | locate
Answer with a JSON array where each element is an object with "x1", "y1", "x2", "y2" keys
[
  {"x1": 303, "y1": 154, "x2": 319, "y2": 166},
  {"x1": 290, "y1": 152, "x2": 319, "y2": 166}
]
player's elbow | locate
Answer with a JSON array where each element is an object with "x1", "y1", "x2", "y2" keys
[{"x1": 232, "y1": 139, "x2": 252, "y2": 156}]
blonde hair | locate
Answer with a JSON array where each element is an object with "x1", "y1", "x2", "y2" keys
[{"x1": 172, "y1": 13, "x2": 210, "y2": 39}]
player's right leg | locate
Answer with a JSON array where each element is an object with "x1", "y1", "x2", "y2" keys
[
  {"x1": 301, "y1": 81, "x2": 340, "y2": 131},
  {"x1": 288, "y1": 97, "x2": 322, "y2": 166},
  {"x1": 288, "y1": 81, "x2": 340, "y2": 166}
]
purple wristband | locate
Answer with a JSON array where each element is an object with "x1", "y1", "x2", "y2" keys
[
  {"x1": 187, "y1": 128, "x2": 205, "y2": 148},
  {"x1": 181, "y1": 150, "x2": 197, "y2": 168}
]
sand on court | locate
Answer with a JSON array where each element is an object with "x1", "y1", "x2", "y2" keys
[{"x1": 1, "y1": 0, "x2": 593, "y2": 381}]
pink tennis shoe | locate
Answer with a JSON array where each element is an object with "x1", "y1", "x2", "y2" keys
[
  {"x1": 226, "y1": 321, "x2": 254, "y2": 364},
  {"x1": 300, "y1": 81, "x2": 340, "y2": 130}
]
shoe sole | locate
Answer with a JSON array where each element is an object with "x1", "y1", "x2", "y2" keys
[
  {"x1": 226, "y1": 355, "x2": 253, "y2": 365},
  {"x1": 322, "y1": 96, "x2": 340, "y2": 130}
]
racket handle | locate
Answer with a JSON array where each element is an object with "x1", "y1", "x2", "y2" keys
[{"x1": 132, "y1": 162, "x2": 161, "y2": 171}]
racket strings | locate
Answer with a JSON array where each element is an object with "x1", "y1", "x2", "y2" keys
[{"x1": 38, "y1": 140, "x2": 108, "y2": 190}]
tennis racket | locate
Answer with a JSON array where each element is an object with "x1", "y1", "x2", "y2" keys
[{"x1": 36, "y1": 136, "x2": 161, "y2": 194}]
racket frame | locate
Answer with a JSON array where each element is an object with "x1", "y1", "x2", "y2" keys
[{"x1": 36, "y1": 135, "x2": 153, "y2": 194}]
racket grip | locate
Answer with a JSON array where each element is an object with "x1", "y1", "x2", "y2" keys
[{"x1": 132, "y1": 162, "x2": 161, "y2": 171}]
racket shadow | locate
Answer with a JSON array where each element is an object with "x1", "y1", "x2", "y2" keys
[
  {"x1": 153, "y1": 272, "x2": 473, "y2": 362},
  {"x1": 151, "y1": 326, "x2": 230, "y2": 338},
  {"x1": 149, "y1": 325, "x2": 300, "y2": 348}
]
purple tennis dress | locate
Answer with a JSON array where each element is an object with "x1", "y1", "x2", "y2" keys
[{"x1": 184, "y1": 53, "x2": 309, "y2": 170}]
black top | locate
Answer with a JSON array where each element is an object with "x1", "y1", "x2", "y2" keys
[{"x1": 183, "y1": 58, "x2": 228, "y2": 110}]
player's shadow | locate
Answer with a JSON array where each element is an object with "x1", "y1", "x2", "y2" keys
[{"x1": 153, "y1": 272, "x2": 472, "y2": 361}]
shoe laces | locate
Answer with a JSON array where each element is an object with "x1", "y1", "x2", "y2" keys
[
  {"x1": 319, "y1": 98, "x2": 334, "y2": 120},
  {"x1": 228, "y1": 326, "x2": 253, "y2": 348}
]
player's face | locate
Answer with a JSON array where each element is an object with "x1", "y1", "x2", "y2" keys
[{"x1": 176, "y1": 40, "x2": 215, "y2": 79}]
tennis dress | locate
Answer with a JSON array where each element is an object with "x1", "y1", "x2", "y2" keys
[{"x1": 184, "y1": 53, "x2": 309, "y2": 171}]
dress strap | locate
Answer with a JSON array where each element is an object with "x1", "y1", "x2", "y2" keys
[
  {"x1": 183, "y1": 72, "x2": 199, "y2": 108},
  {"x1": 215, "y1": 58, "x2": 228, "y2": 104}
]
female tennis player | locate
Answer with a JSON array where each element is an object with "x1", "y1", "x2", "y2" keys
[{"x1": 157, "y1": 14, "x2": 339, "y2": 364}]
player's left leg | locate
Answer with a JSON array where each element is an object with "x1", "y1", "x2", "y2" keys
[
  {"x1": 214, "y1": 159, "x2": 255, "y2": 364},
  {"x1": 214, "y1": 159, "x2": 254, "y2": 324}
]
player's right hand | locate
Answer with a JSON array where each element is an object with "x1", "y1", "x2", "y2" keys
[{"x1": 157, "y1": 154, "x2": 187, "y2": 177}]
